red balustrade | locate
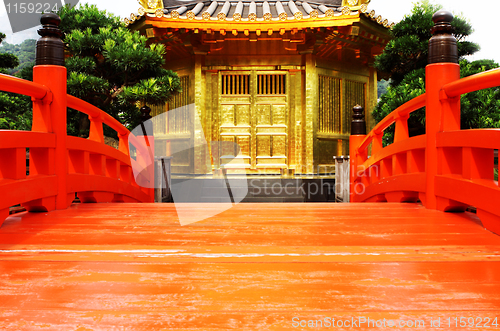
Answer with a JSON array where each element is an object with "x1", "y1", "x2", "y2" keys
[
  {"x1": 350, "y1": 34, "x2": 500, "y2": 233},
  {"x1": 349, "y1": 94, "x2": 427, "y2": 204},
  {"x1": 0, "y1": 66, "x2": 154, "y2": 226}
]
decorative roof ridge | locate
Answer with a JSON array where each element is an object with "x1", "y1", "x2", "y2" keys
[{"x1": 128, "y1": 0, "x2": 393, "y2": 28}]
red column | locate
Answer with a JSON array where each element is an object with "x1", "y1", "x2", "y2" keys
[
  {"x1": 349, "y1": 135, "x2": 367, "y2": 202},
  {"x1": 24, "y1": 13, "x2": 70, "y2": 211},
  {"x1": 424, "y1": 63, "x2": 460, "y2": 208},
  {"x1": 424, "y1": 10, "x2": 460, "y2": 209},
  {"x1": 33, "y1": 65, "x2": 69, "y2": 209}
]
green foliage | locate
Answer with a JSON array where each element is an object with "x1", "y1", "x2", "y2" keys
[
  {"x1": 58, "y1": 4, "x2": 182, "y2": 136},
  {"x1": 0, "y1": 33, "x2": 32, "y2": 131},
  {"x1": 373, "y1": 69, "x2": 426, "y2": 145},
  {"x1": 120, "y1": 73, "x2": 181, "y2": 105},
  {"x1": 0, "y1": 4, "x2": 182, "y2": 135},
  {"x1": 373, "y1": 1, "x2": 497, "y2": 147},
  {"x1": 0, "y1": 32, "x2": 20, "y2": 71},
  {"x1": 58, "y1": 3, "x2": 121, "y2": 35},
  {"x1": 460, "y1": 60, "x2": 500, "y2": 129},
  {"x1": 377, "y1": 79, "x2": 390, "y2": 99},
  {"x1": 0, "y1": 53, "x2": 19, "y2": 73},
  {"x1": 17, "y1": 62, "x2": 34, "y2": 81},
  {"x1": 375, "y1": 1, "x2": 479, "y2": 86},
  {"x1": 373, "y1": 59, "x2": 500, "y2": 146},
  {"x1": 0, "y1": 38, "x2": 35, "y2": 75},
  {"x1": 0, "y1": 92, "x2": 32, "y2": 130}
]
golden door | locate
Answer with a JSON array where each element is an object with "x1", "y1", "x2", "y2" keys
[{"x1": 217, "y1": 70, "x2": 289, "y2": 174}]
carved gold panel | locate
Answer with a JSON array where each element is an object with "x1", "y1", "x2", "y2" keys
[
  {"x1": 221, "y1": 104, "x2": 235, "y2": 126},
  {"x1": 272, "y1": 104, "x2": 286, "y2": 125},
  {"x1": 236, "y1": 104, "x2": 250, "y2": 126},
  {"x1": 272, "y1": 135, "x2": 286, "y2": 156},
  {"x1": 220, "y1": 136, "x2": 235, "y2": 156},
  {"x1": 236, "y1": 136, "x2": 250, "y2": 157},
  {"x1": 216, "y1": 70, "x2": 290, "y2": 173},
  {"x1": 256, "y1": 104, "x2": 271, "y2": 126},
  {"x1": 257, "y1": 136, "x2": 271, "y2": 157},
  {"x1": 254, "y1": 98, "x2": 288, "y2": 168}
]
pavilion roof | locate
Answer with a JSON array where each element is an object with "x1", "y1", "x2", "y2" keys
[{"x1": 127, "y1": 0, "x2": 393, "y2": 29}]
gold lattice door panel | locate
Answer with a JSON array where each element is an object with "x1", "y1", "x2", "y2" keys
[
  {"x1": 217, "y1": 71, "x2": 289, "y2": 173},
  {"x1": 218, "y1": 73, "x2": 252, "y2": 169},
  {"x1": 255, "y1": 73, "x2": 288, "y2": 170},
  {"x1": 255, "y1": 97, "x2": 287, "y2": 169}
]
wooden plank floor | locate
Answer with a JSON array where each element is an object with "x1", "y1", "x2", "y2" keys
[{"x1": 1, "y1": 203, "x2": 500, "y2": 330}]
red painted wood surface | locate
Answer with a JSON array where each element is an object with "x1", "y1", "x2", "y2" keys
[
  {"x1": 350, "y1": 64, "x2": 500, "y2": 234},
  {"x1": 0, "y1": 67, "x2": 153, "y2": 227},
  {"x1": 1, "y1": 203, "x2": 500, "y2": 330}
]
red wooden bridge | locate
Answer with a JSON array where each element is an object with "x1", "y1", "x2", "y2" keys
[{"x1": 1, "y1": 11, "x2": 500, "y2": 330}]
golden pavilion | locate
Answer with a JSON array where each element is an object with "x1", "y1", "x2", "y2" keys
[{"x1": 128, "y1": 0, "x2": 391, "y2": 177}]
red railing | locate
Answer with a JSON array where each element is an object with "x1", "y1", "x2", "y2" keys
[
  {"x1": 0, "y1": 65, "x2": 154, "y2": 226},
  {"x1": 349, "y1": 93, "x2": 427, "y2": 203},
  {"x1": 350, "y1": 63, "x2": 500, "y2": 234}
]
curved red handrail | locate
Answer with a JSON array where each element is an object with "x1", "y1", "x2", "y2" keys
[
  {"x1": 66, "y1": 95, "x2": 150, "y2": 158},
  {"x1": 360, "y1": 134, "x2": 426, "y2": 170},
  {"x1": 357, "y1": 94, "x2": 426, "y2": 153},
  {"x1": 65, "y1": 97, "x2": 154, "y2": 201},
  {"x1": 0, "y1": 68, "x2": 154, "y2": 226},
  {"x1": 0, "y1": 73, "x2": 50, "y2": 100},
  {"x1": 351, "y1": 64, "x2": 500, "y2": 235},
  {"x1": 67, "y1": 95, "x2": 129, "y2": 137},
  {"x1": 358, "y1": 67, "x2": 500, "y2": 157},
  {"x1": 443, "y1": 67, "x2": 500, "y2": 98}
]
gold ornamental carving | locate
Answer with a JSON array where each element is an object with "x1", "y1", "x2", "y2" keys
[
  {"x1": 341, "y1": 0, "x2": 370, "y2": 11},
  {"x1": 137, "y1": 0, "x2": 164, "y2": 13}
]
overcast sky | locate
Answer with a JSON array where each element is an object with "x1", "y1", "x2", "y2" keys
[{"x1": 0, "y1": 0, "x2": 498, "y2": 64}]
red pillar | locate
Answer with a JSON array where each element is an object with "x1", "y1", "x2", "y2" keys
[
  {"x1": 424, "y1": 10, "x2": 460, "y2": 209},
  {"x1": 34, "y1": 66, "x2": 69, "y2": 209},
  {"x1": 24, "y1": 13, "x2": 71, "y2": 211},
  {"x1": 424, "y1": 64, "x2": 459, "y2": 208},
  {"x1": 349, "y1": 135, "x2": 366, "y2": 202}
]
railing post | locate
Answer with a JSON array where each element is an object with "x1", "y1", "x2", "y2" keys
[
  {"x1": 349, "y1": 105, "x2": 367, "y2": 202},
  {"x1": 25, "y1": 14, "x2": 70, "y2": 211},
  {"x1": 137, "y1": 106, "x2": 155, "y2": 202},
  {"x1": 424, "y1": 10, "x2": 460, "y2": 209}
]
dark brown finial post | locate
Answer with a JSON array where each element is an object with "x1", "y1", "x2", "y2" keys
[
  {"x1": 140, "y1": 106, "x2": 152, "y2": 122},
  {"x1": 140, "y1": 105, "x2": 153, "y2": 135},
  {"x1": 351, "y1": 105, "x2": 366, "y2": 135},
  {"x1": 428, "y1": 10, "x2": 458, "y2": 64},
  {"x1": 349, "y1": 104, "x2": 367, "y2": 202},
  {"x1": 36, "y1": 13, "x2": 64, "y2": 66}
]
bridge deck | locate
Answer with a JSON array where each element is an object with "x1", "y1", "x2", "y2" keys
[{"x1": 1, "y1": 203, "x2": 500, "y2": 330}]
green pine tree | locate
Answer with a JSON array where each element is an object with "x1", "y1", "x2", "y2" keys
[
  {"x1": 0, "y1": 33, "x2": 19, "y2": 73},
  {"x1": 373, "y1": 1, "x2": 499, "y2": 146},
  {"x1": 375, "y1": 0, "x2": 479, "y2": 86},
  {"x1": 0, "y1": 33, "x2": 32, "y2": 131},
  {"x1": 0, "y1": 38, "x2": 36, "y2": 76},
  {"x1": 57, "y1": 4, "x2": 182, "y2": 137}
]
